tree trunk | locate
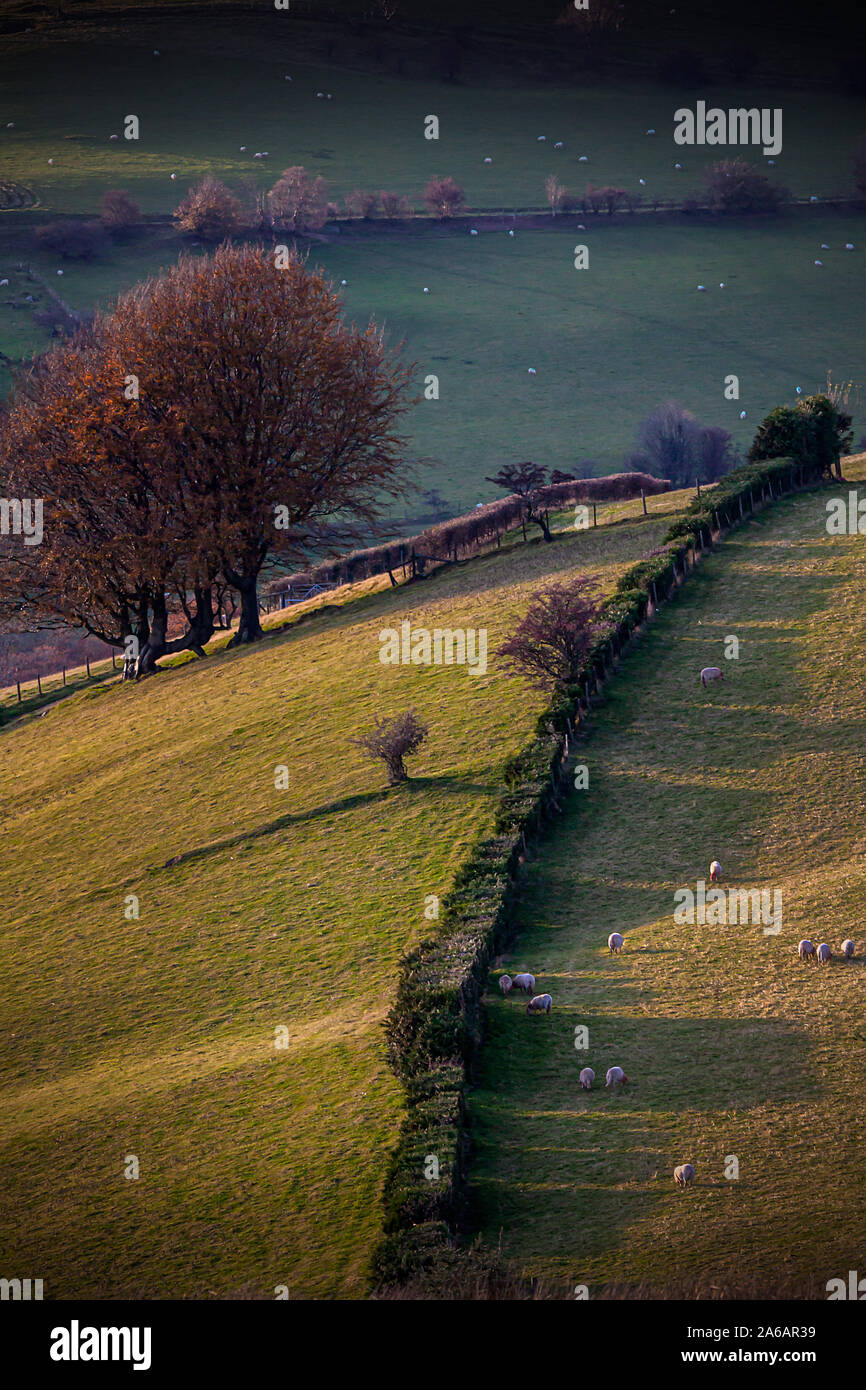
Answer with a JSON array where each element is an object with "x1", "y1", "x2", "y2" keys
[
  {"x1": 225, "y1": 574, "x2": 264, "y2": 647},
  {"x1": 136, "y1": 587, "x2": 216, "y2": 676}
]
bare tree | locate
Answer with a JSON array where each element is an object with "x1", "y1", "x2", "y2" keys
[
  {"x1": 352, "y1": 708, "x2": 429, "y2": 784},
  {"x1": 485, "y1": 462, "x2": 554, "y2": 542},
  {"x1": 268, "y1": 167, "x2": 329, "y2": 234},
  {"x1": 637, "y1": 403, "x2": 703, "y2": 487},
  {"x1": 498, "y1": 576, "x2": 607, "y2": 693}
]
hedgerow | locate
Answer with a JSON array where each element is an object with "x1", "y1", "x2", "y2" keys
[{"x1": 371, "y1": 450, "x2": 826, "y2": 1291}]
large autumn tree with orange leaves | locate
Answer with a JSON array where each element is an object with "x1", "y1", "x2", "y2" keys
[{"x1": 0, "y1": 244, "x2": 415, "y2": 676}]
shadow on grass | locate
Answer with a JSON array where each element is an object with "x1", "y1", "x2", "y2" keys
[{"x1": 145, "y1": 773, "x2": 495, "y2": 875}]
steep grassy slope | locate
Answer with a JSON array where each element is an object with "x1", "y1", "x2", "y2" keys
[
  {"x1": 469, "y1": 463, "x2": 866, "y2": 1295},
  {"x1": 0, "y1": 508, "x2": 673, "y2": 1298}
]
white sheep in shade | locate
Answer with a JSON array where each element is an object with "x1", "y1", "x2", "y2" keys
[
  {"x1": 797, "y1": 938, "x2": 816, "y2": 963},
  {"x1": 512, "y1": 973, "x2": 536, "y2": 994},
  {"x1": 499, "y1": 974, "x2": 513, "y2": 996},
  {"x1": 700, "y1": 666, "x2": 724, "y2": 688},
  {"x1": 740, "y1": 410, "x2": 747, "y2": 419},
  {"x1": 709, "y1": 860, "x2": 722, "y2": 883},
  {"x1": 526, "y1": 993, "x2": 553, "y2": 1014},
  {"x1": 608, "y1": 932, "x2": 624, "y2": 954},
  {"x1": 555, "y1": 141, "x2": 564, "y2": 149},
  {"x1": 845, "y1": 242, "x2": 854, "y2": 250},
  {"x1": 605, "y1": 1066, "x2": 628, "y2": 1088},
  {"x1": 578, "y1": 155, "x2": 588, "y2": 163},
  {"x1": 470, "y1": 228, "x2": 478, "y2": 235},
  {"x1": 674, "y1": 1163, "x2": 695, "y2": 1187},
  {"x1": 816, "y1": 942, "x2": 832, "y2": 964},
  {"x1": 579, "y1": 1067, "x2": 595, "y2": 1090},
  {"x1": 483, "y1": 156, "x2": 493, "y2": 163},
  {"x1": 841, "y1": 939, "x2": 855, "y2": 959}
]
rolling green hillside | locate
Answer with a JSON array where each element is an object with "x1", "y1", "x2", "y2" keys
[
  {"x1": 0, "y1": 504, "x2": 674, "y2": 1298},
  {"x1": 469, "y1": 459, "x2": 866, "y2": 1296}
]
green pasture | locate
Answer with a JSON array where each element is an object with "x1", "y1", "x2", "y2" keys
[
  {"x1": 0, "y1": 502, "x2": 672, "y2": 1298},
  {"x1": 469, "y1": 463, "x2": 866, "y2": 1296}
]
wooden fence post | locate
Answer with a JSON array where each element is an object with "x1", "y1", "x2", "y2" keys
[
  {"x1": 593, "y1": 503, "x2": 597, "y2": 527},
  {"x1": 86, "y1": 654, "x2": 91, "y2": 678},
  {"x1": 641, "y1": 489, "x2": 647, "y2": 515},
  {"x1": 696, "y1": 478, "x2": 701, "y2": 499},
  {"x1": 37, "y1": 673, "x2": 42, "y2": 695},
  {"x1": 111, "y1": 652, "x2": 116, "y2": 670},
  {"x1": 62, "y1": 667, "x2": 67, "y2": 686},
  {"x1": 17, "y1": 680, "x2": 22, "y2": 703}
]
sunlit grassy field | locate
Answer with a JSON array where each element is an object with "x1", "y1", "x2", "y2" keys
[
  {"x1": 0, "y1": 502, "x2": 675, "y2": 1298},
  {"x1": 469, "y1": 461, "x2": 866, "y2": 1296}
]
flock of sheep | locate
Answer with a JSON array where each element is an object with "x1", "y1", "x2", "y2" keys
[{"x1": 496, "y1": 857, "x2": 857, "y2": 1189}]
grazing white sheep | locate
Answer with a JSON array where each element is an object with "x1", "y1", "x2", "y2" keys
[
  {"x1": 0, "y1": 278, "x2": 8, "y2": 286},
  {"x1": 646, "y1": 128, "x2": 656, "y2": 134},
  {"x1": 579, "y1": 1067, "x2": 595, "y2": 1090},
  {"x1": 527, "y1": 367, "x2": 536, "y2": 374},
  {"x1": 709, "y1": 860, "x2": 722, "y2": 883},
  {"x1": 810, "y1": 195, "x2": 818, "y2": 202},
  {"x1": 605, "y1": 1066, "x2": 628, "y2": 1088},
  {"x1": 841, "y1": 939, "x2": 855, "y2": 959},
  {"x1": 639, "y1": 178, "x2": 646, "y2": 185},
  {"x1": 483, "y1": 156, "x2": 493, "y2": 163},
  {"x1": 845, "y1": 242, "x2": 855, "y2": 250},
  {"x1": 739, "y1": 410, "x2": 747, "y2": 419},
  {"x1": 719, "y1": 281, "x2": 725, "y2": 288},
  {"x1": 578, "y1": 155, "x2": 588, "y2": 162},
  {"x1": 554, "y1": 141, "x2": 564, "y2": 149},
  {"x1": 816, "y1": 942, "x2": 832, "y2": 964},
  {"x1": 608, "y1": 932, "x2": 624, "y2": 954},
  {"x1": 798, "y1": 938, "x2": 815, "y2": 962},
  {"x1": 499, "y1": 974, "x2": 513, "y2": 996},
  {"x1": 674, "y1": 1163, "x2": 695, "y2": 1187},
  {"x1": 674, "y1": 162, "x2": 682, "y2": 170},
  {"x1": 526, "y1": 993, "x2": 552, "y2": 1014},
  {"x1": 512, "y1": 973, "x2": 536, "y2": 994},
  {"x1": 697, "y1": 284, "x2": 706, "y2": 291},
  {"x1": 537, "y1": 135, "x2": 547, "y2": 141},
  {"x1": 470, "y1": 228, "x2": 478, "y2": 235},
  {"x1": 767, "y1": 159, "x2": 775, "y2": 165},
  {"x1": 700, "y1": 666, "x2": 724, "y2": 688},
  {"x1": 110, "y1": 134, "x2": 118, "y2": 141}
]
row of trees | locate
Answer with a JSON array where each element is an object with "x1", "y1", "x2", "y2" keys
[
  {"x1": 174, "y1": 171, "x2": 467, "y2": 240},
  {"x1": 546, "y1": 160, "x2": 789, "y2": 218},
  {"x1": 0, "y1": 244, "x2": 415, "y2": 676}
]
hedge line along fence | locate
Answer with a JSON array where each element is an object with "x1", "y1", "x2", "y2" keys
[
  {"x1": 267, "y1": 472, "x2": 671, "y2": 597},
  {"x1": 370, "y1": 451, "x2": 826, "y2": 1290}
]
